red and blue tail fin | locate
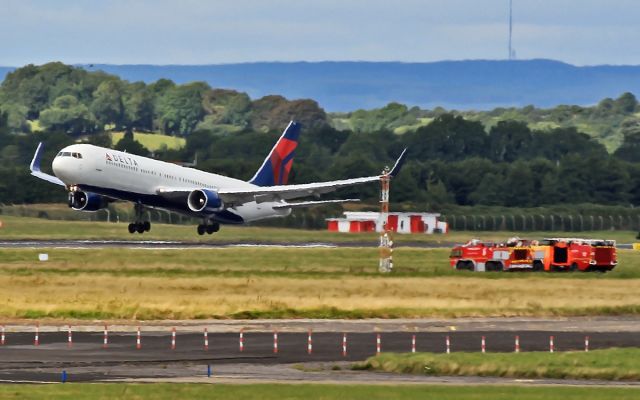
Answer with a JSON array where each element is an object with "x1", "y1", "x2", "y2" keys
[{"x1": 249, "y1": 121, "x2": 301, "y2": 186}]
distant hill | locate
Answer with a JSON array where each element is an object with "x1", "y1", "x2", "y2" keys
[{"x1": 1, "y1": 60, "x2": 640, "y2": 111}]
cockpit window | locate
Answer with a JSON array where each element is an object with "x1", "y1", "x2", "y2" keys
[{"x1": 56, "y1": 152, "x2": 80, "y2": 158}]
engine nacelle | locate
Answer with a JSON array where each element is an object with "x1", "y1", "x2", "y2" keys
[
  {"x1": 187, "y1": 189, "x2": 224, "y2": 213},
  {"x1": 68, "y1": 191, "x2": 108, "y2": 212}
]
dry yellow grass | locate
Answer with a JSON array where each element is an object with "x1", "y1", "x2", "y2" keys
[{"x1": 1, "y1": 274, "x2": 639, "y2": 319}]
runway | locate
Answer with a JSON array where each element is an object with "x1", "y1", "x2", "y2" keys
[
  {"x1": 0, "y1": 239, "x2": 632, "y2": 250},
  {"x1": 1, "y1": 317, "x2": 640, "y2": 383}
]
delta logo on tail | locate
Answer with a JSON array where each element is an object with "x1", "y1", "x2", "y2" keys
[{"x1": 249, "y1": 121, "x2": 301, "y2": 186}]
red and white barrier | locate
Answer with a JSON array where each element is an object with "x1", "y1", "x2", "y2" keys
[
  {"x1": 445, "y1": 335, "x2": 450, "y2": 354},
  {"x1": 239, "y1": 329, "x2": 244, "y2": 352},
  {"x1": 1, "y1": 325, "x2": 5, "y2": 345},
  {"x1": 103, "y1": 325, "x2": 108, "y2": 349},
  {"x1": 481, "y1": 336, "x2": 486, "y2": 353},
  {"x1": 515, "y1": 335, "x2": 520, "y2": 353},
  {"x1": 549, "y1": 335, "x2": 554, "y2": 353},
  {"x1": 136, "y1": 326, "x2": 141, "y2": 350},
  {"x1": 342, "y1": 333, "x2": 347, "y2": 357},
  {"x1": 67, "y1": 325, "x2": 72, "y2": 348},
  {"x1": 307, "y1": 329, "x2": 313, "y2": 355},
  {"x1": 204, "y1": 328, "x2": 209, "y2": 351},
  {"x1": 411, "y1": 334, "x2": 416, "y2": 353},
  {"x1": 171, "y1": 327, "x2": 176, "y2": 350},
  {"x1": 34, "y1": 323, "x2": 39, "y2": 346},
  {"x1": 376, "y1": 334, "x2": 381, "y2": 355},
  {"x1": 585, "y1": 336, "x2": 590, "y2": 352},
  {"x1": 273, "y1": 330, "x2": 278, "y2": 354}
]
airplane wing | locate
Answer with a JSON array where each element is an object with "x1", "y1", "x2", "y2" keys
[
  {"x1": 30, "y1": 142, "x2": 65, "y2": 186},
  {"x1": 157, "y1": 148, "x2": 407, "y2": 206},
  {"x1": 272, "y1": 199, "x2": 360, "y2": 210}
]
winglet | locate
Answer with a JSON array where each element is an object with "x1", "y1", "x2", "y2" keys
[
  {"x1": 388, "y1": 148, "x2": 408, "y2": 178},
  {"x1": 29, "y1": 142, "x2": 65, "y2": 186},
  {"x1": 30, "y1": 142, "x2": 45, "y2": 172}
]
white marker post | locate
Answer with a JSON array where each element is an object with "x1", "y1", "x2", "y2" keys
[
  {"x1": 1, "y1": 325, "x2": 5, "y2": 345},
  {"x1": 445, "y1": 335, "x2": 450, "y2": 354},
  {"x1": 411, "y1": 334, "x2": 416, "y2": 353},
  {"x1": 515, "y1": 335, "x2": 520, "y2": 353},
  {"x1": 171, "y1": 327, "x2": 176, "y2": 350},
  {"x1": 34, "y1": 323, "x2": 39, "y2": 346},
  {"x1": 549, "y1": 335, "x2": 554, "y2": 353},
  {"x1": 67, "y1": 325, "x2": 72, "y2": 348},
  {"x1": 376, "y1": 334, "x2": 381, "y2": 355},
  {"x1": 585, "y1": 336, "x2": 589, "y2": 352},
  {"x1": 103, "y1": 325, "x2": 108, "y2": 349},
  {"x1": 273, "y1": 330, "x2": 278, "y2": 354},
  {"x1": 342, "y1": 333, "x2": 347, "y2": 357},
  {"x1": 204, "y1": 328, "x2": 209, "y2": 351},
  {"x1": 239, "y1": 329, "x2": 244, "y2": 352},
  {"x1": 481, "y1": 336, "x2": 486, "y2": 353},
  {"x1": 307, "y1": 329, "x2": 313, "y2": 355},
  {"x1": 136, "y1": 326, "x2": 141, "y2": 350}
]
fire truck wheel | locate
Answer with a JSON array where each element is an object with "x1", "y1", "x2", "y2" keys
[
  {"x1": 533, "y1": 261, "x2": 544, "y2": 272},
  {"x1": 570, "y1": 263, "x2": 578, "y2": 272}
]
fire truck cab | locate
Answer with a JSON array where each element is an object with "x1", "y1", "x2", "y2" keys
[
  {"x1": 449, "y1": 239, "x2": 495, "y2": 271},
  {"x1": 585, "y1": 239, "x2": 618, "y2": 272}
]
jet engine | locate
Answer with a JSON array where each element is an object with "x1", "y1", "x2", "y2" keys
[
  {"x1": 187, "y1": 189, "x2": 224, "y2": 213},
  {"x1": 68, "y1": 191, "x2": 108, "y2": 212}
]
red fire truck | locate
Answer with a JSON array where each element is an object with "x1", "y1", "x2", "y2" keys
[
  {"x1": 449, "y1": 238, "x2": 534, "y2": 272},
  {"x1": 585, "y1": 239, "x2": 618, "y2": 272},
  {"x1": 531, "y1": 238, "x2": 591, "y2": 272},
  {"x1": 451, "y1": 237, "x2": 617, "y2": 273},
  {"x1": 449, "y1": 239, "x2": 495, "y2": 271}
]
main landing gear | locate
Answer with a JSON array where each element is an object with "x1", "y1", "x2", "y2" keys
[
  {"x1": 128, "y1": 203, "x2": 151, "y2": 234},
  {"x1": 197, "y1": 220, "x2": 220, "y2": 235}
]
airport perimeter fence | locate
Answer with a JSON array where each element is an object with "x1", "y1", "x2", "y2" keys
[
  {"x1": 5, "y1": 203, "x2": 640, "y2": 232},
  {"x1": 442, "y1": 213, "x2": 640, "y2": 232}
]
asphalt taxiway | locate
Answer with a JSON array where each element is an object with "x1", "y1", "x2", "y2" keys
[{"x1": 1, "y1": 317, "x2": 639, "y2": 383}]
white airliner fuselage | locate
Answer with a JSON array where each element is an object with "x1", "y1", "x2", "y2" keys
[{"x1": 52, "y1": 143, "x2": 289, "y2": 224}]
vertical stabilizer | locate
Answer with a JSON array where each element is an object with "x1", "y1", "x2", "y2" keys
[{"x1": 249, "y1": 121, "x2": 301, "y2": 186}]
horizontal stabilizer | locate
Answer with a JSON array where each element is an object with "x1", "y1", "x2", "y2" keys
[{"x1": 273, "y1": 199, "x2": 360, "y2": 210}]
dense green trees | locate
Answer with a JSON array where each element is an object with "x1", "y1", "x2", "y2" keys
[
  {"x1": 2, "y1": 63, "x2": 640, "y2": 213},
  {"x1": 0, "y1": 63, "x2": 329, "y2": 136}
]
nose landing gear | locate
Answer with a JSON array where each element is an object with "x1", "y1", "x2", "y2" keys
[
  {"x1": 128, "y1": 203, "x2": 151, "y2": 234},
  {"x1": 197, "y1": 221, "x2": 220, "y2": 235}
]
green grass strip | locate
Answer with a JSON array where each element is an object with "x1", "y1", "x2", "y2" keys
[
  {"x1": 0, "y1": 383, "x2": 638, "y2": 400},
  {"x1": 356, "y1": 348, "x2": 640, "y2": 381}
]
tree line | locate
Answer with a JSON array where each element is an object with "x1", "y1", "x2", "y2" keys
[{"x1": 1, "y1": 63, "x2": 640, "y2": 215}]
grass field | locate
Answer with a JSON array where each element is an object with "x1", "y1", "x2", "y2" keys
[
  {"x1": 1, "y1": 215, "x2": 638, "y2": 244},
  {"x1": 110, "y1": 131, "x2": 186, "y2": 151},
  {"x1": 1, "y1": 216, "x2": 640, "y2": 320},
  {"x1": 0, "y1": 246, "x2": 639, "y2": 319},
  {"x1": 358, "y1": 348, "x2": 640, "y2": 381},
  {"x1": 0, "y1": 383, "x2": 638, "y2": 400}
]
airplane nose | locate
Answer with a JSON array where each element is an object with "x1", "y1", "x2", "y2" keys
[{"x1": 52, "y1": 156, "x2": 72, "y2": 181}]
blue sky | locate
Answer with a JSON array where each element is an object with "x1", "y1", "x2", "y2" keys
[{"x1": 1, "y1": 0, "x2": 639, "y2": 66}]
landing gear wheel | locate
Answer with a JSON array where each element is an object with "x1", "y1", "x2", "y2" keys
[
  {"x1": 143, "y1": 221, "x2": 151, "y2": 232},
  {"x1": 128, "y1": 223, "x2": 136, "y2": 234},
  {"x1": 197, "y1": 224, "x2": 206, "y2": 235},
  {"x1": 136, "y1": 223, "x2": 145, "y2": 234},
  {"x1": 211, "y1": 222, "x2": 220, "y2": 233}
]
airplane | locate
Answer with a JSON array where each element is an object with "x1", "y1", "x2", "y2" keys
[{"x1": 30, "y1": 121, "x2": 407, "y2": 235}]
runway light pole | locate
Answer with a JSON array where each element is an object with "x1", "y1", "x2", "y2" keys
[{"x1": 379, "y1": 167, "x2": 393, "y2": 273}]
